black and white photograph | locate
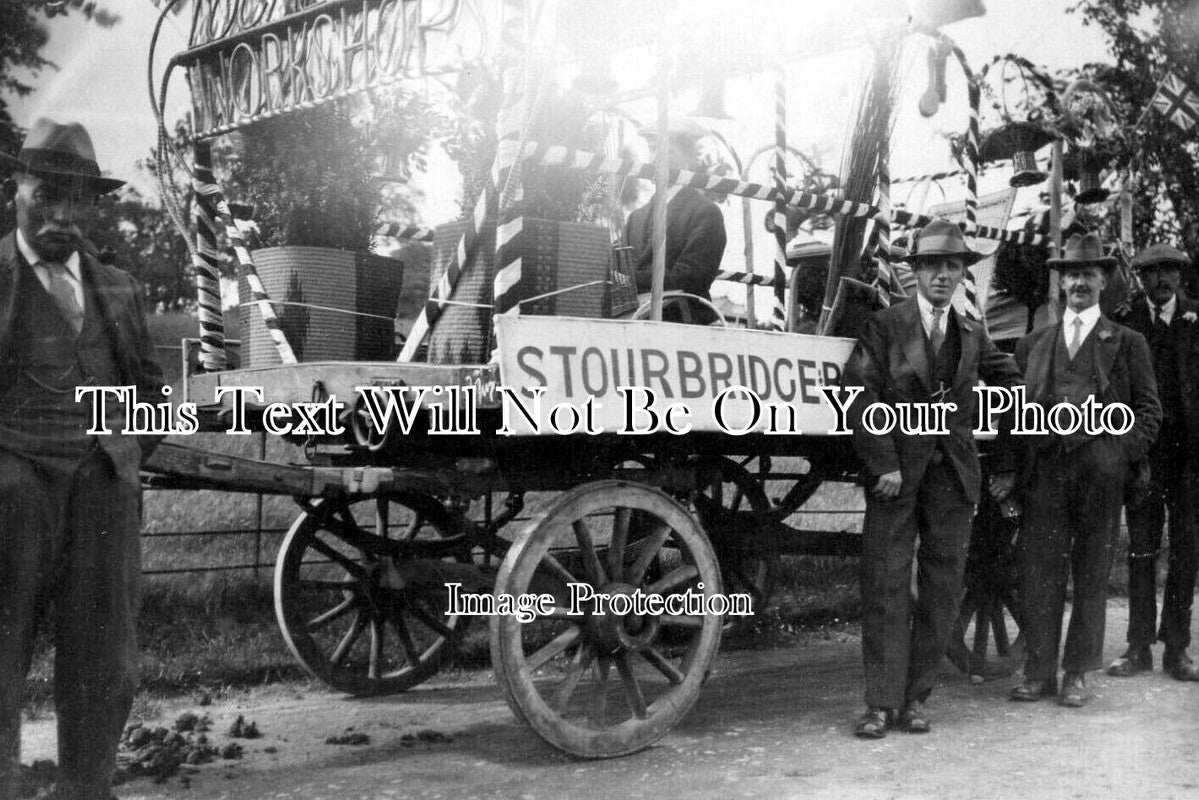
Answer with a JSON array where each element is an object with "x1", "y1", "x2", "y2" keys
[{"x1": 2, "y1": 0, "x2": 1198, "y2": 797}]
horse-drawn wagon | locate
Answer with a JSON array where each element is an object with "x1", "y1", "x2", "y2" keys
[{"x1": 142, "y1": 0, "x2": 1063, "y2": 758}]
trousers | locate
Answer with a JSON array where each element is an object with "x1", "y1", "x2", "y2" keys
[{"x1": 0, "y1": 446, "x2": 141, "y2": 800}]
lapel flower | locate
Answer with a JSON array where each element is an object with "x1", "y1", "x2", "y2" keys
[
  {"x1": 1097, "y1": 328, "x2": 1114, "y2": 342},
  {"x1": 1183, "y1": 311, "x2": 1197, "y2": 323}
]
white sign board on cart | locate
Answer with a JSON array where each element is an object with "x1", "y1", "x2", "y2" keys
[{"x1": 494, "y1": 316, "x2": 857, "y2": 436}]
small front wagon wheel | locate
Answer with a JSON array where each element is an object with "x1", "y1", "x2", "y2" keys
[
  {"x1": 490, "y1": 480, "x2": 723, "y2": 758},
  {"x1": 275, "y1": 493, "x2": 468, "y2": 695}
]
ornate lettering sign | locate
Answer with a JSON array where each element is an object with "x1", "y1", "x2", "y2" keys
[{"x1": 176, "y1": 0, "x2": 495, "y2": 138}]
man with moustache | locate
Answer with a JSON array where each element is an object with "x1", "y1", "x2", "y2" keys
[
  {"x1": 624, "y1": 118, "x2": 726, "y2": 324},
  {"x1": 1011, "y1": 232, "x2": 1161, "y2": 707},
  {"x1": 1108, "y1": 244, "x2": 1199, "y2": 682},
  {"x1": 0, "y1": 119, "x2": 164, "y2": 800},
  {"x1": 843, "y1": 219, "x2": 1022, "y2": 738}
]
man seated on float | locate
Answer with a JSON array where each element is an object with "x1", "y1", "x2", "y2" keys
[{"x1": 624, "y1": 118, "x2": 727, "y2": 324}]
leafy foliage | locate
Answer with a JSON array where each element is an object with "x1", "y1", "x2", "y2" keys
[{"x1": 222, "y1": 91, "x2": 450, "y2": 251}]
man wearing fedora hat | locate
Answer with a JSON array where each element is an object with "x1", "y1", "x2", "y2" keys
[
  {"x1": 1108, "y1": 244, "x2": 1199, "y2": 682},
  {"x1": 0, "y1": 119, "x2": 164, "y2": 800},
  {"x1": 624, "y1": 118, "x2": 726, "y2": 325},
  {"x1": 1010, "y1": 232, "x2": 1161, "y2": 707},
  {"x1": 843, "y1": 218, "x2": 1022, "y2": 738}
]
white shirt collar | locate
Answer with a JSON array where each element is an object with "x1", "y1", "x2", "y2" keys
[
  {"x1": 915, "y1": 292, "x2": 951, "y2": 337},
  {"x1": 1062, "y1": 303, "x2": 1102, "y2": 345},
  {"x1": 16, "y1": 229, "x2": 82, "y2": 283},
  {"x1": 1147, "y1": 293, "x2": 1178, "y2": 325}
]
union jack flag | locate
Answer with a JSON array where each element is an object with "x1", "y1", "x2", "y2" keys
[{"x1": 1150, "y1": 71, "x2": 1199, "y2": 132}]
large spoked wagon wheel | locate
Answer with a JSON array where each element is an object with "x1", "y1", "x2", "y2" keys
[
  {"x1": 491, "y1": 480, "x2": 724, "y2": 758},
  {"x1": 692, "y1": 456, "x2": 775, "y2": 621},
  {"x1": 948, "y1": 493, "x2": 1025, "y2": 681},
  {"x1": 275, "y1": 493, "x2": 470, "y2": 696}
]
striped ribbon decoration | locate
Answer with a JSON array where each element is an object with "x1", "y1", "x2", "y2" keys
[
  {"x1": 717, "y1": 270, "x2": 786, "y2": 288},
  {"x1": 190, "y1": 142, "x2": 228, "y2": 371},
  {"x1": 397, "y1": 0, "x2": 525, "y2": 361},
  {"x1": 375, "y1": 222, "x2": 434, "y2": 242},
  {"x1": 192, "y1": 164, "x2": 297, "y2": 365},
  {"x1": 495, "y1": 141, "x2": 1049, "y2": 247},
  {"x1": 940, "y1": 36, "x2": 983, "y2": 322},
  {"x1": 870, "y1": 134, "x2": 901, "y2": 305},
  {"x1": 770, "y1": 67, "x2": 788, "y2": 330},
  {"x1": 491, "y1": 0, "x2": 530, "y2": 319}
]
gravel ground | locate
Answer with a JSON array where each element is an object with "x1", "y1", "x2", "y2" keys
[{"x1": 20, "y1": 599, "x2": 1199, "y2": 800}]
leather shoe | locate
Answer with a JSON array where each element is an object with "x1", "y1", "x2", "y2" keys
[
  {"x1": 1164, "y1": 650, "x2": 1199, "y2": 682},
  {"x1": 853, "y1": 707, "x2": 892, "y2": 739},
  {"x1": 1107, "y1": 647, "x2": 1152, "y2": 677},
  {"x1": 896, "y1": 701, "x2": 931, "y2": 733},
  {"x1": 1059, "y1": 672, "x2": 1088, "y2": 707},
  {"x1": 1009, "y1": 678, "x2": 1056, "y2": 702}
]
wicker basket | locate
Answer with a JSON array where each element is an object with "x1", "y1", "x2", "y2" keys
[
  {"x1": 426, "y1": 218, "x2": 617, "y2": 364},
  {"x1": 239, "y1": 246, "x2": 403, "y2": 368}
]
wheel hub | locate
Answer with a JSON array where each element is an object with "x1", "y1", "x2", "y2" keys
[{"x1": 589, "y1": 582, "x2": 660, "y2": 654}]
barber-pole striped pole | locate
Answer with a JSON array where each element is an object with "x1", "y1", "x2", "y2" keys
[
  {"x1": 770, "y1": 67, "x2": 788, "y2": 330},
  {"x1": 871, "y1": 135, "x2": 900, "y2": 305},
  {"x1": 942, "y1": 38, "x2": 983, "y2": 322},
  {"x1": 492, "y1": 0, "x2": 529, "y2": 319},
  {"x1": 190, "y1": 142, "x2": 228, "y2": 372},
  {"x1": 192, "y1": 166, "x2": 297, "y2": 365},
  {"x1": 717, "y1": 270, "x2": 785, "y2": 288}
]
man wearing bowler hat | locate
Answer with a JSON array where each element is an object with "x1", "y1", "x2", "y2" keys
[
  {"x1": 0, "y1": 119, "x2": 164, "y2": 799},
  {"x1": 1011, "y1": 232, "x2": 1161, "y2": 707},
  {"x1": 843, "y1": 218, "x2": 1021, "y2": 738},
  {"x1": 1108, "y1": 244, "x2": 1199, "y2": 682},
  {"x1": 625, "y1": 118, "x2": 726, "y2": 325}
]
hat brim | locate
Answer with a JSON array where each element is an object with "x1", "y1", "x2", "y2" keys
[
  {"x1": 902, "y1": 249, "x2": 986, "y2": 267},
  {"x1": 1045, "y1": 255, "x2": 1118, "y2": 269},
  {"x1": 0, "y1": 152, "x2": 125, "y2": 194},
  {"x1": 1133, "y1": 258, "x2": 1192, "y2": 271}
]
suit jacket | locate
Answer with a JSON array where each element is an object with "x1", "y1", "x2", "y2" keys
[
  {"x1": 0, "y1": 231, "x2": 166, "y2": 464},
  {"x1": 1014, "y1": 314, "x2": 1161, "y2": 470},
  {"x1": 1112, "y1": 296, "x2": 1199, "y2": 445},
  {"x1": 843, "y1": 297, "x2": 1023, "y2": 504},
  {"x1": 625, "y1": 187, "x2": 726, "y2": 323}
]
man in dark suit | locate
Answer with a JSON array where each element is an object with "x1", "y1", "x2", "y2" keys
[
  {"x1": 1010, "y1": 232, "x2": 1161, "y2": 707},
  {"x1": 1108, "y1": 244, "x2": 1199, "y2": 681},
  {"x1": 0, "y1": 119, "x2": 164, "y2": 800},
  {"x1": 624, "y1": 119, "x2": 726, "y2": 324},
  {"x1": 843, "y1": 219, "x2": 1022, "y2": 738}
]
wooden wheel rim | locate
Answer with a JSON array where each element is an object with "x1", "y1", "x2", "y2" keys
[
  {"x1": 490, "y1": 480, "x2": 723, "y2": 758},
  {"x1": 274, "y1": 493, "x2": 465, "y2": 695}
]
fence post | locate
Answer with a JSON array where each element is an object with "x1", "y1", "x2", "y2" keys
[{"x1": 254, "y1": 431, "x2": 266, "y2": 580}]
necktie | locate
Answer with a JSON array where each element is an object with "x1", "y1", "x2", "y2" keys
[
  {"x1": 43, "y1": 261, "x2": 84, "y2": 334},
  {"x1": 1067, "y1": 317, "x2": 1084, "y2": 359},
  {"x1": 929, "y1": 307, "x2": 945, "y2": 356},
  {"x1": 1154, "y1": 305, "x2": 1166, "y2": 328}
]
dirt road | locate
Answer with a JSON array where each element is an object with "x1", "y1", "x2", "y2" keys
[{"x1": 21, "y1": 600, "x2": 1199, "y2": 800}]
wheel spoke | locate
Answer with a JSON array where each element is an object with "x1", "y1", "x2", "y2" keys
[
  {"x1": 375, "y1": 497, "x2": 390, "y2": 538},
  {"x1": 626, "y1": 524, "x2": 673, "y2": 584},
  {"x1": 405, "y1": 596, "x2": 457, "y2": 639},
  {"x1": 330, "y1": 612, "x2": 368, "y2": 667},
  {"x1": 307, "y1": 536, "x2": 366, "y2": 577},
  {"x1": 552, "y1": 644, "x2": 594, "y2": 713},
  {"x1": 526, "y1": 627, "x2": 582, "y2": 672},
  {"x1": 646, "y1": 564, "x2": 700, "y2": 596},
  {"x1": 403, "y1": 513, "x2": 426, "y2": 540},
  {"x1": 660, "y1": 613, "x2": 704, "y2": 629},
  {"x1": 609, "y1": 507, "x2": 631, "y2": 578},
  {"x1": 572, "y1": 519, "x2": 608, "y2": 586},
  {"x1": 991, "y1": 602, "x2": 1011, "y2": 655},
  {"x1": 539, "y1": 606, "x2": 577, "y2": 620},
  {"x1": 639, "y1": 646, "x2": 685, "y2": 685},
  {"x1": 368, "y1": 619, "x2": 383, "y2": 681},
  {"x1": 972, "y1": 604, "x2": 991, "y2": 659},
  {"x1": 615, "y1": 653, "x2": 648, "y2": 719},
  {"x1": 388, "y1": 611, "x2": 422, "y2": 665},
  {"x1": 539, "y1": 553, "x2": 580, "y2": 586},
  {"x1": 588, "y1": 656, "x2": 610, "y2": 727},
  {"x1": 306, "y1": 596, "x2": 357, "y2": 631}
]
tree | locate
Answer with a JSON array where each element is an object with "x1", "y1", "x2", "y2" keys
[
  {"x1": 0, "y1": 0, "x2": 120, "y2": 156},
  {"x1": 1066, "y1": 1, "x2": 1199, "y2": 256}
]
